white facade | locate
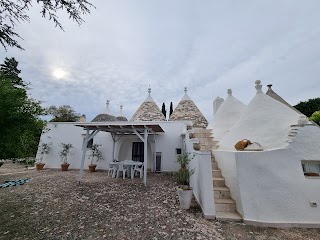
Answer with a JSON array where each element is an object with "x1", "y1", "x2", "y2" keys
[{"x1": 37, "y1": 121, "x2": 188, "y2": 172}]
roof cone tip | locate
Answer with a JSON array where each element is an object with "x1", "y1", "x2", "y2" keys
[
  {"x1": 255, "y1": 80, "x2": 263, "y2": 94},
  {"x1": 227, "y1": 89, "x2": 232, "y2": 95},
  {"x1": 267, "y1": 84, "x2": 272, "y2": 88}
]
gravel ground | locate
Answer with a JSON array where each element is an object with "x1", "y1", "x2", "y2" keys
[{"x1": 0, "y1": 162, "x2": 320, "y2": 240}]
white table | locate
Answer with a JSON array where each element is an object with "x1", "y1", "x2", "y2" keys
[{"x1": 111, "y1": 160, "x2": 143, "y2": 178}]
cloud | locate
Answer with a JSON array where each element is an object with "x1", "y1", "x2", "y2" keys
[{"x1": 1, "y1": 0, "x2": 320, "y2": 122}]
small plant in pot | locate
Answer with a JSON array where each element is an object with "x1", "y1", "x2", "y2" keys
[
  {"x1": 174, "y1": 152, "x2": 195, "y2": 209},
  {"x1": 88, "y1": 143, "x2": 104, "y2": 172},
  {"x1": 59, "y1": 143, "x2": 73, "y2": 171},
  {"x1": 36, "y1": 142, "x2": 51, "y2": 170}
]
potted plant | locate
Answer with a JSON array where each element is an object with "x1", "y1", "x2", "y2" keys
[
  {"x1": 88, "y1": 143, "x2": 104, "y2": 172},
  {"x1": 59, "y1": 143, "x2": 73, "y2": 171},
  {"x1": 174, "y1": 153, "x2": 195, "y2": 209},
  {"x1": 36, "y1": 142, "x2": 51, "y2": 170}
]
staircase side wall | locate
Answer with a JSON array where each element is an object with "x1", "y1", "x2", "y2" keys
[
  {"x1": 190, "y1": 152, "x2": 215, "y2": 219},
  {"x1": 214, "y1": 151, "x2": 244, "y2": 215},
  {"x1": 186, "y1": 134, "x2": 215, "y2": 219}
]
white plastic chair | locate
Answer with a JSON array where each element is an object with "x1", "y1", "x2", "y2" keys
[
  {"x1": 133, "y1": 164, "x2": 143, "y2": 178},
  {"x1": 116, "y1": 163, "x2": 128, "y2": 179},
  {"x1": 108, "y1": 163, "x2": 118, "y2": 177}
]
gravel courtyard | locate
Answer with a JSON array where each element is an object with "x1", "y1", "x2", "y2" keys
[{"x1": 0, "y1": 162, "x2": 320, "y2": 240}]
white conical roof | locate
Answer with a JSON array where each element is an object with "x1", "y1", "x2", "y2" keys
[
  {"x1": 266, "y1": 84, "x2": 301, "y2": 114},
  {"x1": 209, "y1": 89, "x2": 246, "y2": 141},
  {"x1": 131, "y1": 87, "x2": 165, "y2": 121},
  {"x1": 219, "y1": 80, "x2": 301, "y2": 150},
  {"x1": 170, "y1": 87, "x2": 208, "y2": 128}
]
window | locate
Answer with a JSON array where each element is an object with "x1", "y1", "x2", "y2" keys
[
  {"x1": 176, "y1": 148, "x2": 182, "y2": 155},
  {"x1": 302, "y1": 160, "x2": 320, "y2": 177}
]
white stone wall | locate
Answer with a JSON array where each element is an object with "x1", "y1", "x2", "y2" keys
[{"x1": 214, "y1": 125, "x2": 320, "y2": 226}]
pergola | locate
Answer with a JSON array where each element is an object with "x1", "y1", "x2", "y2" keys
[{"x1": 75, "y1": 122, "x2": 165, "y2": 186}]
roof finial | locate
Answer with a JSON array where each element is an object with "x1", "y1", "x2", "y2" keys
[
  {"x1": 148, "y1": 85, "x2": 151, "y2": 95},
  {"x1": 119, "y1": 105, "x2": 124, "y2": 116},
  {"x1": 255, "y1": 80, "x2": 263, "y2": 94},
  {"x1": 184, "y1": 87, "x2": 187, "y2": 94},
  {"x1": 227, "y1": 89, "x2": 232, "y2": 96},
  {"x1": 106, "y1": 100, "x2": 110, "y2": 107},
  {"x1": 267, "y1": 84, "x2": 272, "y2": 89}
]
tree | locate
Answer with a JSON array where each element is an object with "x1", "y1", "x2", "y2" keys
[
  {"x1": 0, "y1": 0, "x2": 94, "y2": 50},
  {"x1": 48, "y1": 105, "x2": 81, "y2": 122},
  {"x1": 0, "y1": 57, "x2": 46, "y2": 159},
  {"x1": 169, "y1": 102, "x2": 173, "y2": 117},
  {"x1": 294, "y1": 98, "x2": 320, "y2": 117},
  {"x1": 161, "y1": 102, "x2": 166, "y2": 119},
  {"x1": 310, "y1": 111, "x2": 320, "y2": 125}
]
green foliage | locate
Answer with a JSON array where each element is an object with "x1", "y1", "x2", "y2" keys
[
  {"x1": 294, "y1": 98, "x2": 320, "y2": 117},
  {"x1": 37, "y1": 142, "x2": 51, "y2": 163},
  {"x1": 174, "y1": 153, "x2": 195, "y2": 186},
  {"x1": 0, "y1": 57, "x2": 46, "y2": 159},
  {"x1": 0, "y1": 0, "x2": 94, "y2": 50},
  {"x1": 88, "y1": 143, "x2": 104, "y2": 164},
  {"x1": 161, "y1": 103, "x2": 167, "y2": 119},
  {"x1": 310, "y1": 111, "x2": 320, "y2": 124},
  {"x1": 48, "y1": 105, "x2": 81, "y2": 122},
  {"x1": 59, "y1": 143, "x2": 73, "y2": 164}
]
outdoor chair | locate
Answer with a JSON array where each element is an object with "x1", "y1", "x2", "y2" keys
[
  {"x1": 116, "y1": 164, "x2": 128, "y2": 179},
  {"x1": 133, "y1": 164, "x2": 143, "y2": 178},
  {"x1": 108, "y1": 162, "x2": 118, "y2": 177}
]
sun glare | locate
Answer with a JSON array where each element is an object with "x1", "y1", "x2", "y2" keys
[{"x1": 53, "y1": 68, "x2": 68, "y2": 79}]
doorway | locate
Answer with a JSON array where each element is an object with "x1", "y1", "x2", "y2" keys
[{"x1": 132, "y1": 142, "x2": 144, "y2": 162}]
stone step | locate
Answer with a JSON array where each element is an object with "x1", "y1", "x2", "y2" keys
[
  {"x1": 212, "y1": 170, "x2": 222, "y2": 178},
  {"x1": 193, "y1": 133, "x2": 213, "y2": 138},
  {"x1": 216, "y1": 212, "x2": 242, "y2": 222},
  {"x1": 193, "y1": 129, "x2": 212, "y2": 133},
  {"x1": 213, "y1": 177, "x2": 225, "y2": 187},
  {"x1": 211, "y1": 145, "x2": 219, "y2": 150},
  {"x1": 215, "y1": 198, "x2": 236, "y2": 212},
  {"x1": 213, "y1": 187, "x2": 231, "y2": 199},
  {"x1": 212, "y1": 162, "x2": 219, "y2": 170}
]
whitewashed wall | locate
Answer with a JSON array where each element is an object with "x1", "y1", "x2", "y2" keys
[
  {"x1": 186, "y1": 130, "x2": 215, "y2": 219},
  {"x1": 214, "y1": 125, "x2": 320, "y2": 227},
  {"x1": 37, "y1": 121, "x2": 186, "y2": 172}
]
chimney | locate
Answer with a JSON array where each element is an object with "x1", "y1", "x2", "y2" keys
[
  {"x1": 213, "y1": 96, "x2": 224, "y2": 115},
  {"x1": 79, "y1": 114, "x2": 86, "y2": 122}
]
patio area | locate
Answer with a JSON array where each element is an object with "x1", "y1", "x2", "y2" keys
[{"x1": 0, "y1": 162, "x2": 320, "y2": 240}]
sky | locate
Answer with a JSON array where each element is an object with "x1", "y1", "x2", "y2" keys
[{"x1": 1, "y1": 0, "x2": 320, "y2": 122}]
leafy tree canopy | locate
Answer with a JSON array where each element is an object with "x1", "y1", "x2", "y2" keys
[
  {"x1": 0, "y1": 57, "x2": 46, "y2": 159},
  {"x1": 0, "y1": 0, "x2": 94, "y2": 50},
  {"x1": 310, "y1": 111, "x2": 320, "y2": 125},
  {"x1": 48, "y1": 105, "x2": 81, "y2": 122},
  {"x1": 294, "y1": 98, "x2": 320, "y2": 117}
]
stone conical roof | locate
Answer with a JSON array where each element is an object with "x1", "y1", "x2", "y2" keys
[
  {"x1": 219, "y1": 80, "x2": 301, "y2": 150},
  {"x1": 91, "y1": 100, "x2": 117, "y2": 122},
  {"x1": 116, "y1": 105, "x2": 128, "y2": 121},
  {"x1": 210, "y1": 89, "x2": 246, "y2": 141},
  {"x1": 170, "y1": 87, "x2": 208, "y2": 128},
  {"x1": 131, "y1": 87, "x2": 165, "y2": 121},
  {"x1": 266, "y1": 84, "x2": 301, "y2": 114}
]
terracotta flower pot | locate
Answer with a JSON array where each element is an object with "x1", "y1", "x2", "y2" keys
[
  {"x1": 88, "y1": 164, "x2": 97, "y2": 172},
  {"x1": 61, "y1": 163, "x2": 70, "y2": 171},
  {"x1": 36, "y1": 163, "x2": 45, "y2": 170}
]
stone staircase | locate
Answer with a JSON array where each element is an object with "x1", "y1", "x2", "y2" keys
[{"x1": 192, "y1": 128, "x2": 242, "y2": 221}]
